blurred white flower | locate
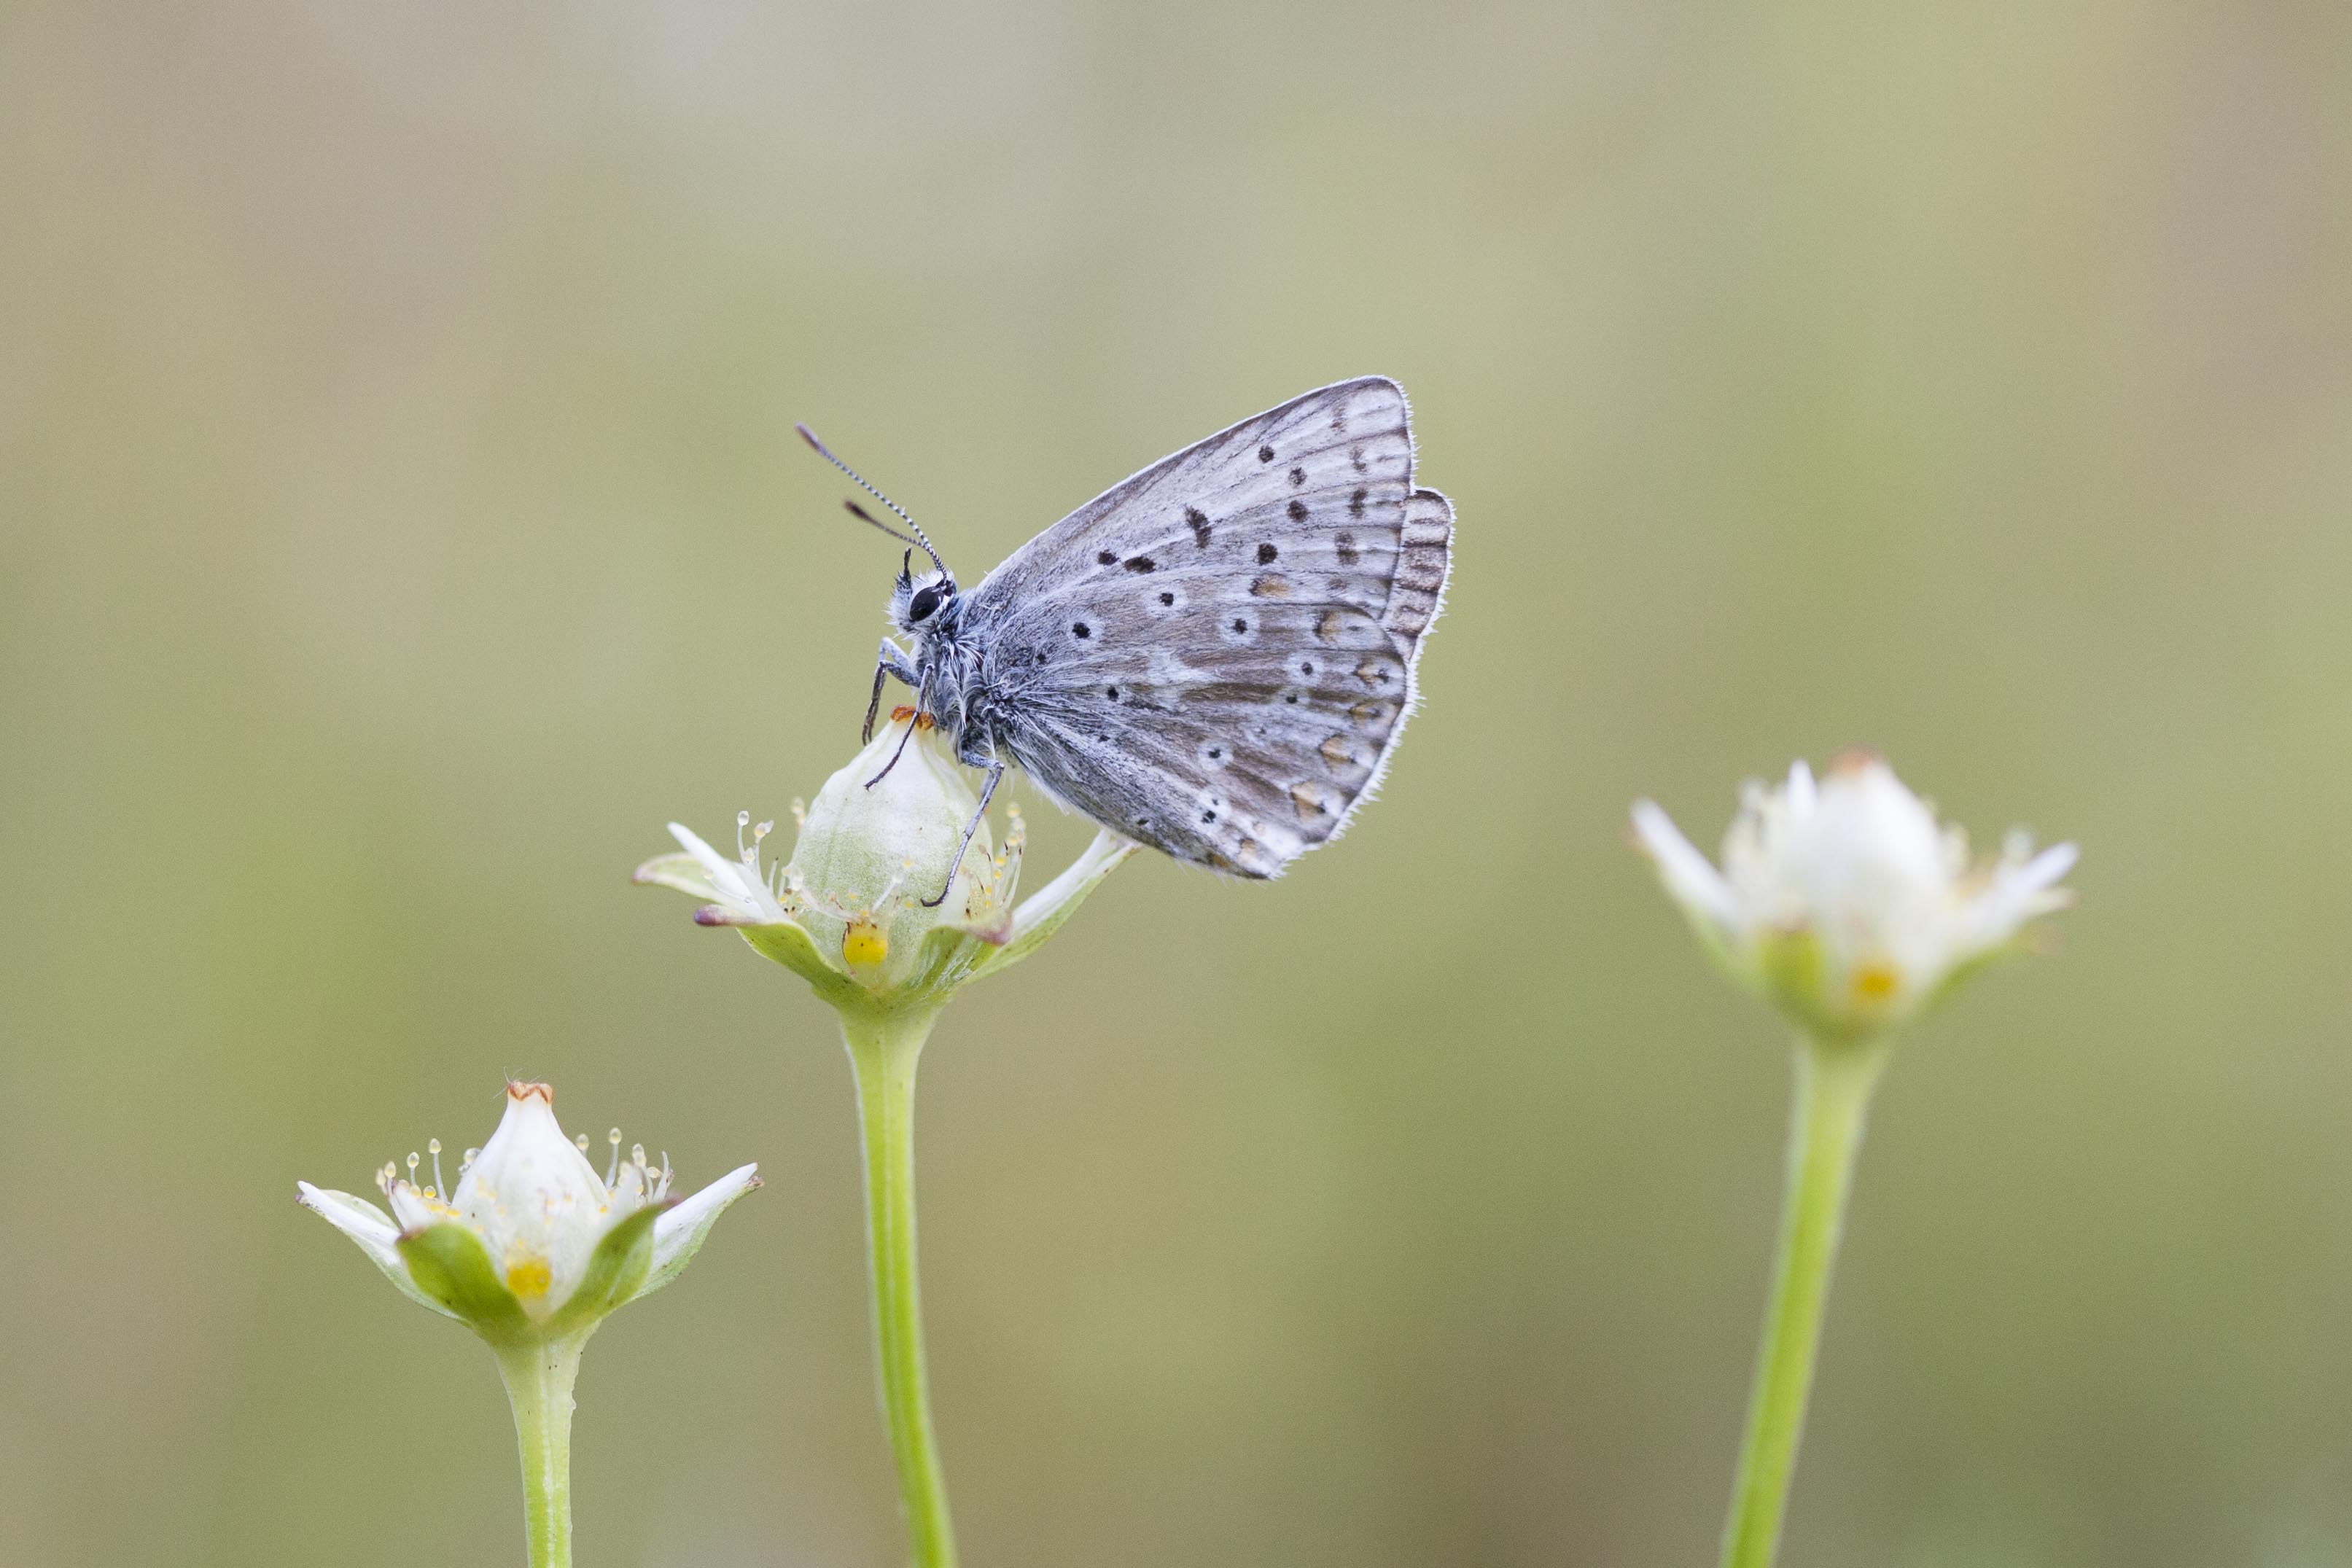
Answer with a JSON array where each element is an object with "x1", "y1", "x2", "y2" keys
[
  {"x1": 298, "y1": 1081, "x2": 758, "y2": 1343},
  {"x1": 636, "y1": 712, "x2": 1134, "y2": 1013},
  {"x1": 1631, "y1": 752, "x2": 2077, "y2": 1040}
]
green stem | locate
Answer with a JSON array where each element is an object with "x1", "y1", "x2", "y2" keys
[
  {"x1": 1718, "y1": 1040, "x2": 1888, "y2": 1568},
  {"x1": 842, "y1": 1004, "x2": 958, "y2": 1568},
  {"x1": 494, "y1": 1331, "x2": 591, "y2": 1568}
]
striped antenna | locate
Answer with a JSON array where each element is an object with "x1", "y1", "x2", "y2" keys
[{"x1": 795, "y1": 422, "x2": 945, "y2": 573}]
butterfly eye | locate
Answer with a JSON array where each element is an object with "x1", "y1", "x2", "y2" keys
[{"x1": 908, "y1": 587, "x2": 943, "y2": 623}]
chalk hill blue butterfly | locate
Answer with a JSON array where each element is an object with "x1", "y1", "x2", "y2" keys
[{"x1": 798, "y1": 376, "x2": 1453, "y2": 902}]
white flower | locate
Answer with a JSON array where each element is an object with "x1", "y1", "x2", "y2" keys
[
  {"x1": 636, "y1": 713, "x2": 1135, "y2": 1013},
  {"x1": 298, "y1": 1081, "x2": 759, "y2": 1343},
  {"x1": 1631, "y1": 752, "x2": 2077, "y2": 1040}
]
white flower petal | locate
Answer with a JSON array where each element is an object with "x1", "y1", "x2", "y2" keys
[
  {"x1": 666, "y1": 821, "x2": 793, "y2": 923},
  {"x1": 1630, "y1": 800, "x2": 1739, "y2": 929},
  {"x1": 2016, "y1": 840, "x2": 2079, "y2": 898},
  {"x1": 1786, "y1": 758, "x2": 1816, "y2": 815},
  {"x1": 451, "y1": 1083, "x2": 621, "y2": 1319},
  {"x1": 296, "y1": 1182, "x2": 462, "y2": 1322},
  {"x1": 633, "y1": 849, "x2": 726, "y2": 902},
  {"x1": 666, "y1": 824, "x2": 760, "y2": 911},
  {"x1": 297, "y1": 1182, "x2": 400, "y2": 1249},
  {"x1": 638, "y1": 1163, "x2": 763, "y2": 1301}
]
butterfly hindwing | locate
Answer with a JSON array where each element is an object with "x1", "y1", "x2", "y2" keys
[{"x1": 963, "y1": 378, "x2": 1453, "y2": 875}]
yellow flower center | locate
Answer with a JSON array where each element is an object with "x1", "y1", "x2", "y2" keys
[
  {"x1": 1850, "y1": 959, "x2": 1902, "y2": 1003},
  {"x1": 843, "y1": 916, "x2": 888, "y2": 968},
  {"x1": 505, "y1": 1256, "x2": 553, "y2": 1298}
]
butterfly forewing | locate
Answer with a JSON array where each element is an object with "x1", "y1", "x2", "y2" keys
[{"x1": 964, "y1": 378, "x2": 1453, "y2": 875}]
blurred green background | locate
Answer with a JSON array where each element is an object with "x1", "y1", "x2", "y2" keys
[{"x1": 4, "y1": 2, "x2": 2350, "y2": 1564}]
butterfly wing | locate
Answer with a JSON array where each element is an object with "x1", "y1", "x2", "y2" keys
[{"x1": 964, "y1": 377, "x2": 1452, "y2": 875}]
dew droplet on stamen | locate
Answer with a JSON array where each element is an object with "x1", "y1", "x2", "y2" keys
[
  {"x1": 429, "y1": 1139, "x2": 445, "y2": 1195},
  {"x1": 405, "y1": 1152, "x2": 420, "y2": 1188},
  {"x1": 575, "y1": 1133, "x2": 591, "y2": 1154},
  {"x1": 607, "y1": 1128, "x2": 623, "y2": 1185}
]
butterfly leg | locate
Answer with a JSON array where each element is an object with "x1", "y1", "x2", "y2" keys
[
  {"x1": 865, "y1": 709, "x2": 922, "y2": 789},
  {"x1": 862, "y1": 639, "x2": 921, "y2": 743},
  {"x1": 920, "y1": 756, "x2": 1005, "y2": 908}
]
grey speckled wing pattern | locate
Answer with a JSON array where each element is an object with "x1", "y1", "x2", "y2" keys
[{"x1": 961, "y1": 376, "x2": 1452, "y2": 876}]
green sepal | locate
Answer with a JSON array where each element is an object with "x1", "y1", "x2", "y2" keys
[
  {"x1": 734, "y1": 918, "x2": 870, "y2": 1006},
  {"x1": 1751, "y1": 927, "x2": 1847, "y2": 1042},
  {"x1": 544, "y1": 1201, "x2": 664, "y2": 1338},
  {"x1": 1916, "y1": 937, "x2": 2025, "y2": 1022},
  {"x1": 397, "y1": 1222, "x2": 531, "y2": 1344}
]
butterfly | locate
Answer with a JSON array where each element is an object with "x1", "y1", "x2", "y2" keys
[{"x1": 798, "y1": 377, "x2": 1452, "y2": 903}]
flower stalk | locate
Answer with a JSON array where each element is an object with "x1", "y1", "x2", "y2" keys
[
  {"x1": 496, "y1": 1332, "x2": 589, "y2": 1568},
  {"x1": 636, "y1": 715, "x2": 1134, "y2": 1567},
  {"x1": 1631, "y1": 752, "x2": 2077, "y2": 1568},
  {"x1": 844, "y1": 1002, "x2": 957, "y2": 1568},
  {"x1": 1717, "y1": 1038, "x2": 1886, "y2": 1568}
]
